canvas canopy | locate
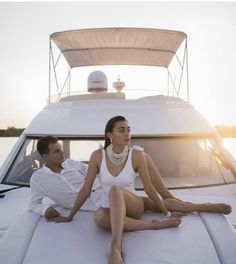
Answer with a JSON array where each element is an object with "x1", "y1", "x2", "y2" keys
[{"x1": 51, "y1": 28, "x2": 187, "y2": 68}]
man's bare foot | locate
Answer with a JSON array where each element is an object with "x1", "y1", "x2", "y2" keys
[
  {"x1": 108, "y1": 248, "x2": 123, "y2": 264},
  {"x1": 204, "y1": 203, "x2": 232, "y2": 215},
  {"x1": 151, "y1": 217, "x2": 181, "y2": 229}
]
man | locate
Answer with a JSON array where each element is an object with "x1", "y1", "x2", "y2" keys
[{"x1": 29, "y1": 136, "x2": 101, "y2": 220}]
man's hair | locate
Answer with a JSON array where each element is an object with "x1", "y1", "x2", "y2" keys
[{"x1": 37, "y1": 136, "x2": 58, "y2": 156}]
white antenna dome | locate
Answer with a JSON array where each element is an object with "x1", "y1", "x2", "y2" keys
[{"x1": 88, "y1": 71, "x2": 108, "y2": 92}]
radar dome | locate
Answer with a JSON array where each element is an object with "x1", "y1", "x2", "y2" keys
[{"x1": 88, "y1": 71, "x2": 108, "y2": 92}]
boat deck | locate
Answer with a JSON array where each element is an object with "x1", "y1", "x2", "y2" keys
[{"x1": 1, "y1": 207, "x2": 236, "y2": 264}]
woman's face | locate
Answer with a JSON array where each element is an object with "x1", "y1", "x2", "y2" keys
[{"x1": 108, "y1": 120, "x2": 131, "y2": 146}]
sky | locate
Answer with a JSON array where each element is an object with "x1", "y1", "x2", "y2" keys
[{"x1": 0, "y1": 1, "x2": 236, "y2": 129}]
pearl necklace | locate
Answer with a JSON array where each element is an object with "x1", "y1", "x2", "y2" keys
[{"x1": 106, "y1": 144, "x2": 129, "y2": 165}]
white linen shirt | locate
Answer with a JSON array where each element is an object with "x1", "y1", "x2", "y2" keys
[{"x1": 29, "y1": 159, "x2": 101, "y2": 216}]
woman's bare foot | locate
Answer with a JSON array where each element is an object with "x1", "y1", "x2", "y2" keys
[
  {"x1": 204, "y1": 203, "x2": 232, "y2": 215},
  {"x1": 108, "y1": 248, "x2": 123, "y2": 264},
  {"x1": 151, "y1": 217, "x2": 181, "y2": 229}
]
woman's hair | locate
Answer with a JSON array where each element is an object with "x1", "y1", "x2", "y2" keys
[
  {"x1": 104, "y1": 116, "x2": 127, "y2": 149},
  {"x1": 37, "y1": 135, "x2": 58, "y2": 156}
]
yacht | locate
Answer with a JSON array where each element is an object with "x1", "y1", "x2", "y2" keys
[{"x1": 0, "y1": 28, "x2": 236, "y2": 264}]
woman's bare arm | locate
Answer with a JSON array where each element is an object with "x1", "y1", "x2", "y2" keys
[
  {"x1": 49, "y1": 150, "x2": 101, "y2": 222},
  {"x1": 144, "y1": 153, "x2": 176, "y2": 199},
  {"x1": 134, "y1": 151, "x2": 169, "y2": 215}
]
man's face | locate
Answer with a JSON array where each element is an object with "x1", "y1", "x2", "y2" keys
[{"x1": 43, "y1": 142, "x2": 65, "y2": 165}]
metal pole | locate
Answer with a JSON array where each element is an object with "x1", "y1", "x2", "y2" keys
[
  {"x1": 48, "y1": 38, "x2": 51, "y2": 104},
  {"x1": 177, "y1": 42, "x2": 186, "y2": 97},
  {"x1": 186, "y1": 40, "x2": 190, "y2": 102},
  {"x1": 167, "y1": 70, "x2": 169, "y2": 96}
]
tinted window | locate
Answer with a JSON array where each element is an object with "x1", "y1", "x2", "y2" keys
[{"x1": 3, "y1": 137, "x2": 235, "y2": 188}]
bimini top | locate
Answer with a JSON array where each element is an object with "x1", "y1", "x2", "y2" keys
[{"x1": 50, "y1": 28, "x2": 187, "y2": 68}]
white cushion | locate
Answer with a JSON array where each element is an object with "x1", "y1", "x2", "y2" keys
[{"x1": 1, "y1": 210, "x2": 236, "y2": 264}]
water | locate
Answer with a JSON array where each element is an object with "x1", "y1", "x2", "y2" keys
[
  {"x1": 0, "y1": 137, "x2": 236, "y2": 168},
  {"x1": 0, "y1": 137, "x2": 18, "y2": 167}
]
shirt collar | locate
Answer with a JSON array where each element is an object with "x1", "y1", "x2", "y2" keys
[
  {"x1": 42, "y1": 164, "x2": 54, "y2": 174},
  {"x1": 42, "y1": 162, "x2": 65, "y2": 174},
  {"x1": 41, "y1": 159, "x2": 77, "y2": 174}
]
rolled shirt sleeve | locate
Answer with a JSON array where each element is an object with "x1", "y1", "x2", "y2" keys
[{"x1": 29, "y1": 177, "x2": 50, "y2": 216}]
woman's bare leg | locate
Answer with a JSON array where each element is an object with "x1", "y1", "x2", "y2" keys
[
  {"x1": 142, "y1": 196, "x2": 231, "y2": 215},
  {"x1": 106, "y1": 186, "x2": 181, "y2": 264},
  {"x1": 163, "y1": 198, "x2": 232, "y2": 214},
  {"x1": 108, "y1": 186, "x2": 126, "y2": 264},
  {"x1": 144, "y1": 153, "x2": 231, "y2": 215},
  {"x1": 95, "y1": 208, "x2": 181, "y2": 231}
]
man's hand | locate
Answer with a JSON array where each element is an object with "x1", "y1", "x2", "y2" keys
[
  {"x1": 47, "y1": 215, "x2": 72, "y2": 223},
  {"x1": 44, "y1": 207, "x2": 60, "y2": 220}
]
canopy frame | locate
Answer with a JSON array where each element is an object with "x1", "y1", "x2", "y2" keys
[{"x1": 48, "y1": 28, "x2": 189, "y2": 103}]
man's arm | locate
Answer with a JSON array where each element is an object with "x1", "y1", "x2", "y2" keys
[
  {"x1": 29, "y1": 177, "x2": 59, "y2": 218},
  {"x1": 76, "y1": 160, "x2": 88, "y2": 176},
  {"x1": 44, "y1": 207, "x2": 60, "y2": 219}
]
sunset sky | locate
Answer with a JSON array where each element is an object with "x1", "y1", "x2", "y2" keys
[{"x1": 0, "y1": 1, "x2": 236, "y2": 129}]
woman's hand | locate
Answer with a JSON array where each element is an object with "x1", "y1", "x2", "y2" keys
[
  {"x1": 47, "y1": 215, "x2": 72, "y2": 223},
  {"x1": 171, "y1": 211, "x2": 187, "y2": 218}
]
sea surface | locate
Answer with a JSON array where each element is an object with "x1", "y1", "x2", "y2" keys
[
  {"x1": 0, "y1": 137, "x2": 236, "y2": 168},
  {"x1": 0, "y1": 137, "x2": 18, "y2": 167}
]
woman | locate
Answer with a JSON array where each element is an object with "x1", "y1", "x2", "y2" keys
[{"x1": 51, "y1": 116, "x2": 231, "y2": 264}]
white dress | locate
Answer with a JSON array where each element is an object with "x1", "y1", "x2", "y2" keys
[{"x1": 97, "y1": 146, "x2": 143, "y2": 208}]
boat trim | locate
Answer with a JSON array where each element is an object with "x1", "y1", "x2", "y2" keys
[{"x1": 25, "y1": 134, "x2": 214, "y2": 140}]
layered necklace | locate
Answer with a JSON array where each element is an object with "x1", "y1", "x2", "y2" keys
[{"x1": 106, "y1": 144, "x2": 129, "y2": 165}]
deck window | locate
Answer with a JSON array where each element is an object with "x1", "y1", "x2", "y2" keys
[{"x1": 2, "y1": 136, "x2": 235, "y2": 188}]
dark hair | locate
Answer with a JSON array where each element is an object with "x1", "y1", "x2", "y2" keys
[
  {"x1": 37, "y1": 136, "x2": 58, "y2": 156},
  {"x1": 104, "y1": 116, "x2": 127, "y2": 149}
]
